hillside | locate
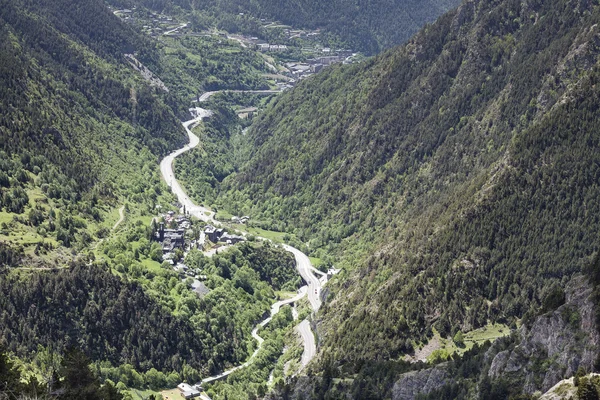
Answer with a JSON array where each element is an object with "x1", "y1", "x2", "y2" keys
[
  {"x1": 5, "y1": 0, "x2": 600, "y2": 397},
  {"x1": 111, "y1": 0, "x2": 460, "y2": 54},
  {"x1": 0, "y1": 0, "x2": 187, "y2": 263},
  {"x1": 199, "y1": 0, "x2": 600, "y2": 396},
  {"x1": 0, "y1": 2, "x2": 311, "y2": 397}
]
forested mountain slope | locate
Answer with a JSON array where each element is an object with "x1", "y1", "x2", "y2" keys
[
  {"x1": 214, "y1": 0, "x2": 600, "y2": 393},
  {"x1": 0, "y1": 0, "x2": 185, "y2": 259},
  {"x1": 112, "y1": 0, "x2": 460, "y2": 54}
]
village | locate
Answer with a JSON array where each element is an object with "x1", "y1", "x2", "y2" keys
[
  {"x1": 109, "y1": 6, "x2": 361, "y2": 84},
  {"x1": 151, "y1": 209, "x2": 250, "y2": 298}
]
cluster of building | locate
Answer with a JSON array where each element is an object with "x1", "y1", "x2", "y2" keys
[
  {"x1": 154, "y1": 211, "x2": 194, "y2": 255},
  {"x1": 285, "y1": 51, "x2": 356, "y2": 78},
  {"x1": 204, "y1": 225, "x2": 245, "y2": 245},
  {"x1": 177, "y1": 383, "x2": 203, "y2": 399},
  {"x1": 255, "y1": 43, "x2": 288, "y2": 52}
]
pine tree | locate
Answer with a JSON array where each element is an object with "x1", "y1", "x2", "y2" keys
[
  {"x1": 0, "y1": 346, "x2": 23, "y2": 397},
  {"x1": 58, "y1": 347, "x2": 101, "y2": 400}
]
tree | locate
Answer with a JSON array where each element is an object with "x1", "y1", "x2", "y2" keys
[
  {"x1": 99, "y1": 380, "x2": 124, "y2": 400},
  {"x1": 577, "y1": 377, "x2": 600, "y2": 400},
  {"x1": 0, "y1": 346, "x2": 23, "y2": 396},
  {"x1": 58, "y1": 347, "x2": 101, "y2": 400},
  {"x1": 453, "y1": 331, "x2": 465, "y2": 348}
]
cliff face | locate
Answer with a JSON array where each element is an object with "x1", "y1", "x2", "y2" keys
[
  {"x1": 489, "y1": 275, "x2": 599, "y2": 394},
  {"x1": 391, "y1": 364, "x2": 451, "y2": 400}
]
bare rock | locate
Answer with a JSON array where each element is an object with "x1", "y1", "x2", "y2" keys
[
  {"x1": 488, "y1": 275, "x2": 599, "y2": 394},
  {"x1": 392, "y1": 363, "x2": 451, "y2": 400}
]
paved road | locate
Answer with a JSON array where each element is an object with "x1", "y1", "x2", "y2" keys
[
  {"x1": 164, "y1": 23, "x2": 188, "y2": 36},
  {"x1": 227, "y1": 35, "x2": 248, "y2": 48},
  {"x1": 201, "y1": 287, "x2": 307, "y2": 384},
  {"x1": 160, "y1": 104, "x2": 322, "y2": 386},
  {"x1": 159, "y1": 111, "x2": 216, "y2": 223},
  {"x1": 283, "y1": 244, "x2": 320, "y2": 370},
  {"x1": 283, "y1": 244, "x2": 321, "y2": 311},
  {"x1": 198, "y1": 90, "x2": 280, "y2": 102},
  {"x1": 296, "y1": 320, "x2": 316, "y2": 368}
]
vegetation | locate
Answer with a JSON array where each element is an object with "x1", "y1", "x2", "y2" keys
[
  {"x1": 0, "y1": 0, "x2": 303, "y2": 396},
  {"x1": 0, "y1": 0, "x2": 186, "y2": 265},
  {"x1": 0, "y1": 345, "x2": 126, "y2": 400},
  {"x1": 192, "y1": 0, "x2": 600, "y2": 375},
  {"x1": 6, "y1": 0, "x2": 600, "y2": 397},
  {"x1": 157, "y1": 35, "x2": 271, "y2": 99},
  {"x1": 112, "y1": 0, "x2": 460, "y2": 54}
]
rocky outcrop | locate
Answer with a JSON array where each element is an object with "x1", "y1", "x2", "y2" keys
[
  {"x1": 392, "y1": 363, "x2": 451, "y2": 400},
  {"x1": 488, "y1": 275, "x2": 599, "y2": 394}
]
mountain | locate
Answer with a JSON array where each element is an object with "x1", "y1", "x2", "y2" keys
[
  {"x1": 203, "y1": 0, "x2": 600, "y2": 396},
  {"x1": 111, "y1": 0, "x2": 460, "y2": 54},
  {"x1": 0, "y1": 0, "x2": 186, "y2": 260}
]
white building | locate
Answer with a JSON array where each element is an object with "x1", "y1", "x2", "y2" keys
[{"x1": 177, "y1": 383, "x2": 201, "y2": 399}]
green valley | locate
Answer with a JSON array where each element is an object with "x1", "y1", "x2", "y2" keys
[{"x1": 4, "y1": 0, "x2": 600, "y2": 399}]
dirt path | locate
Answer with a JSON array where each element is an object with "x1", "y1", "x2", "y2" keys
[{"x1": 112, "y1": 205, "x2": 125, "y2": 231}]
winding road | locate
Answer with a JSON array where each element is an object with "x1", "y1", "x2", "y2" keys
[
  {"x1": 159, "y1": 96, "x2": 320, "y2": 385},
  {"x1": 198, "y1": 90, "x2": 280, "y2": 102},
  {"x1": 201, "y1": 287, "x2": 307, "y2": 384},
  {"x1": 283, "y1": 244, "x2": 321, "y2": 311},
  {"x1": 296, "y1": 320, "x2": 316, "y2": 367},
  {"x1": 159, "y1": 110, "x2": 215, "y2": 223}
]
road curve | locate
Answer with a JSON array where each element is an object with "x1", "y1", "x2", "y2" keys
[
  {"x1": 201, "y1": 287, "x2": 307, "y2": 384},
  {"x1": 160, "y1": 106, "x2": 322, "y2": 385},
  {"x1": 112, "y1": 206, "x2": 125, "y2": 231},
  {"x1": 283, "y1": 244, "x2": 321, "y2": 312},
  {"x1": 296, "y1": 320, "x2": 316, "y2": 368},
  {"x1": 159, "y1": 111, "x2": 215, "y2": 222}
]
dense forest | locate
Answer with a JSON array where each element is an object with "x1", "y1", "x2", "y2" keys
[
  {"x1": 0, "y1": 345, "x2": 134, "y2": 400},
  {"x1": 0, "y1": 239, "x2": 298, "y2": 385},
  {"x1": 0, "y1": 0, "x2": 187, "y2": 263},
  {"x1": 167, "y1": 0, "x2": 600, "y2": 395},
  {"x1": 0, "y1": 262, "x2": 208, "y2": 375}
]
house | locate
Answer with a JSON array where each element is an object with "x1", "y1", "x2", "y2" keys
[
  {"x1": 221, "y1": 233, "x2": 245, "y2": 245},
  {"x1": 205, "y1": 225, "x2": 225, "y2": 242},
  {"x1": 177, "y1": 383, "x2": 201, "y2": 398},
  {"x1": 269, "y1": 44, "x2": 287, "y2": 52},
  {"x1": 236, "y1": 107, "x2": 258, "y2": 120},
  {"x1": 231, "y1": 215, "x2": 250, "y2": 224},
  {"x1": 191, "y1": 280, "x2": 210, "y2": 297},
  {"x1": 204, "y1": 225, "x2": 220, "y2": 242},
  {"x1": 157, "y1": 223, "x2": 185, "y2": 253},
  {"x1": 311, "y1": 64, "x2": 324, "y2": 73}
]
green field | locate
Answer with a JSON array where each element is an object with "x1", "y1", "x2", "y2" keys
[
  {"x1": 245, "y1": 226, "x2": 288, "y2": 242},
  {"x1": 0, "y1": 211, "x2": 15, "y2": 225},
  {"x1": 428, "y1": 323, "x2": 511, "y2": 361},
  {"x1": 103, "y1": 206, "x2": 123, "y2": 229},
  {"x1": 215, "y1": 209, "x2": 234, "y2": 221},
  {"x1": 141, "y1": 258, "x2": 163, "y2": 274},
  {"x1": 127, "y1": 388, "x2": 163, "y2": 400},
  {"x1": 309, "y1": 257, "x2": 323, "y2": 267}
]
